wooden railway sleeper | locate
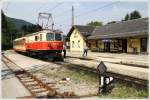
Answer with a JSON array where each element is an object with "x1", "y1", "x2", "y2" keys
[{"x1": 2, "y1": 55, "x2": 77, "y2": 98}]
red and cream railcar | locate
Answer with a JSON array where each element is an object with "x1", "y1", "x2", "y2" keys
[
  {"x1": 13, "y1": 37, "x2": 27, "y2": 52},
  {"x1": 13, "y1": 30, "x2": 64, "y2": 58}
]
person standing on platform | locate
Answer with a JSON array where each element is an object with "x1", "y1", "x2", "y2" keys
[
  {"x1": 63, "y1": 44, "x2": 66, "y2": 58},
  {"x1": 83, "y1": 45, "x2": 88, "y2": 57}
]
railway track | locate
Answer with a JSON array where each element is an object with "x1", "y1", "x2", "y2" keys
[
  {"x1": 51, "y1": 60, "x2": 148, "y2": 88},
  {"x1": 2, "y1": 50, "x2": 148, "y2": 98},
  {"x1": 2, "y1": 54, "x2": 77, "y2": 98}
]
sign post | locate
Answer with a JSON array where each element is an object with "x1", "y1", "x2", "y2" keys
[{"x1": 97, "y1": 61, "x2": 107, "y2": 94}]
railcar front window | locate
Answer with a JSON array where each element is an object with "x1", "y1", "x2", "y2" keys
[
  {"x1": 47, "y1": 33, "x2": 54, "y2": 41},
  {"x1": 55, "y1": 33, "x2": 62, "y2": 41}
]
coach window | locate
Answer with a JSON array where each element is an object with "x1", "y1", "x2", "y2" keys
[
  {"x1": 35, "y1": 36, "x2": 39, "y2": 41},
  {"x1": 40, "y1": 34, "x2": 42, "y2": 41}
]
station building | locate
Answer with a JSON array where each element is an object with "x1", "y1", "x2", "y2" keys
[
  {"x1": 67, "y1": 25, "x2": 95, "y2": 52},
  {"x1": 67, "y1": 18, "x2": 149, "y2": 54},
  {"x1": 87, "y1": 18, "x2": 149, "y2": 54}
]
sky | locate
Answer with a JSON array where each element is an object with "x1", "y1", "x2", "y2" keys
[{"x1": 1, "y1": 0, "x2": 148, "y2": 35}]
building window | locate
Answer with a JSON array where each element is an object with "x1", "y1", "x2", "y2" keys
[
  {"x1": 78, "y1": 40, "x2": 80, "y2": 48},
  {"x1": 72, "y1": 41, "x2": 74, "y2": 47},
  {"x1": 74, "y1": 32, "x2": 78, "y2": 38}
]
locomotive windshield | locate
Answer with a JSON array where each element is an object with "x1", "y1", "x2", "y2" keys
[
  {"x1": 55, "y1": 33, "x2": 62, "y2": 41},
  {"x1": 46, "y1": 33, "x2": 54, "y2": 41},
  {"x1": 46, "y1": 33, "x2": 62, "y2": 41}
]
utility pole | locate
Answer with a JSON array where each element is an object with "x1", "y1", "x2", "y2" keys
[{"x1": 72, "y1": 5, "x2": 74, "y2": 26}]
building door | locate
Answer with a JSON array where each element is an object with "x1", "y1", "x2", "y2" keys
[
  {"x1": 122, "y1": 39, "x2": 127, "y2": 53},
  {"x1": 104, "y1": 42, "x2": 110, "y2": 52},
  {"x1": 141, "y1": 38, "x2": 147, "y2": 52}
]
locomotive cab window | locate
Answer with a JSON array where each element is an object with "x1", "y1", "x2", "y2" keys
[
  {"x1": 47, "y1": 33, "x2": 54, "y2": 41},
  {"x1": 55, "y1": 33, "x2": 62, "y2": 41}
]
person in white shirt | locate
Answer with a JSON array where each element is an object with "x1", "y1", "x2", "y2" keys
[{"x1": 83, "y1": 45, "x2": 88, "y2": 56}]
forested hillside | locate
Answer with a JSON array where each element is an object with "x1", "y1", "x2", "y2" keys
[{"x1": 2, "y1": 10, "x2": 42, "y2": 50}]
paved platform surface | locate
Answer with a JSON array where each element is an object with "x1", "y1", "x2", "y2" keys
[
  {"x1": 1, "y1": 61, "x2": 31, "y2": 98},
  {"x1": 4, "y1": 50, "x2": 51, "y2": 71},
  {"x1": 66, "y1": 51, "x2": 148, "y2": 67}
]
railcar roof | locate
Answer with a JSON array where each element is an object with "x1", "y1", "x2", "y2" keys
[
  {"x1": 14, "y1": 37, "x2": 26, "y2": 41},
  {"x1": 25, "y1": 29, "x2": 63, "y2": 37}
]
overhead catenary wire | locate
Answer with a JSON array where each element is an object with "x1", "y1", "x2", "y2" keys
[
  {"x1": 55, "y1": 2, "x2": 120, "y2": 27},
  {"x1": 35, "y1": 2, "x2": 64, "y2": 27},
  {"x1": 76, "y1": 1, "x2": 120, "y2": 17},
  {"x1": 35, "y1": 2, "x2": 64, "y2": 13},
  {"x1": 53, "y1": 8, "x2": 71, "y2": 17},
  {"x1": 45, "y1": 2, "x2": 64, "y2": 12}
]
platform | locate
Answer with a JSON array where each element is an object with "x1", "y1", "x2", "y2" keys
[{"x1": 2, "y1": 61, "x2": 32, "y2": 98}]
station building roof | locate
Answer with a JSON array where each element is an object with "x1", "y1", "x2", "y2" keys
[
  {"x1": 67, "y1": 25, "x2": 95, "y2": 38},
  {"x1": 88, "y1": 17, "x2": 148, "y2": 39}
]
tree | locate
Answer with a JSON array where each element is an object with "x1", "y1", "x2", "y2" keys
[
  {"x1": 123, "y1": 10, "x2": 142, "y2": 21},
  {"x1": 130, "y1": 10, "x2": 141, "y2": 20},
  {"x1": 87, "y1": 21, "x2": 103, "y2": 26},
  {"x1": 124, "y1": 13, "x2": 130, "y2": 21},
  {"x1": 2, "y1": 10, "x2": 18, "y2": 50},
  {"x1": 21, "y1": 25, "x2": 27, "y2": 32},
  {"x1": 2, "y1": 10, "x2": 8, "y2": 33}
]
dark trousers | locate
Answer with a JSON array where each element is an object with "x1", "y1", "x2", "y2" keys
[
  {"x1": 83, "y1": 50, "x2": 88, "y2": 56},
  {"x1": 63, "y1": 50, "x2": 66, "y2": 58}
]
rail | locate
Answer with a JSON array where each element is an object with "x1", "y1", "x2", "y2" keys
[{"x1": 2, "y1": 54, "x2": 77, "y2": 98}]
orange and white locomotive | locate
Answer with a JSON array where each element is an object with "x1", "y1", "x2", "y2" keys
[{"x1": 13, "y1": 30, "x2": 64, "y2": 59}]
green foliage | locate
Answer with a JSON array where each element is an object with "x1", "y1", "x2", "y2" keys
[
  {"x1": 21, "y1": 24, "x2": 42, "y2": 35},
  {"x1": 2, "y1": 11, "x2": 8, "y2": 33},
  {"x1": 130, "y1": 10, "x2": 141, "y2": 20},
  {"x1": 98, "y1": 83, "x2": 148, "y2": 98},
  {"x1": 87, "y1": 21, "x2": 103, "y2": 26},
  {"x1": 7, "y1": 17, "x2": 34, "y2": 32},
  {"x1": 124, "y1": 13, "x2": 130, "y2": 21},
  {"x1": 1, "y1": 10, "x2": 42, "y2": 50},
  {"x1": 2, "y1": 10, "x2": 17, "y2": 50},
  {"x1": 124, "y1": 10, "x2": 142, "y2": 21}
]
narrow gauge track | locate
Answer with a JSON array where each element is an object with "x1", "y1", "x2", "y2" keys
[
  {"x1": 46, "y1": 59, "x2": 148, "y2": 88},
  {"x1": 2, "y1": 54, "x2": 77, "y2": 98}
]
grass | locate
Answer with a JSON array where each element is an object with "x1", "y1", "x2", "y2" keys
[
  {"x1": 59, "y1": 68, "x2": 149, "y2": 98},
  {"x1": 58, "y1": 68, "x2": 98, "y2": 83},
  {"x1": 38, "y1": 67, "x2": 148, "y2": 98},
  {"x1": 98, "y1": 83, "x2": 148, "y2": 98}
]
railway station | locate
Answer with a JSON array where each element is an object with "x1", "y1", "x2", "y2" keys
[{"x1": 1, "y1": 1, "x2": 149, "y2": 99}]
